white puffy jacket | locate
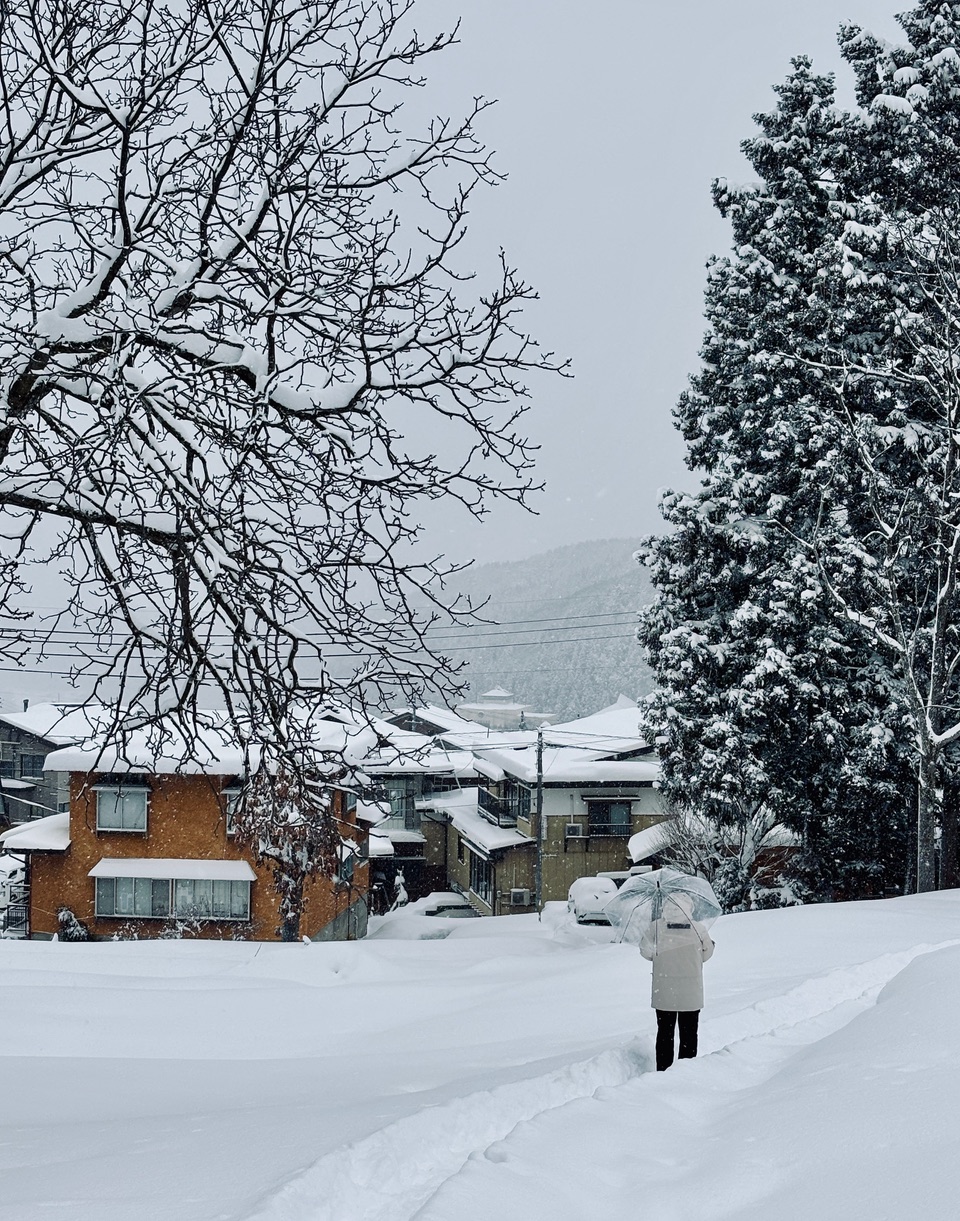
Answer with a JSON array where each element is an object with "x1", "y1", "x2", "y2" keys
[{"x1": 638, "y1": 899, "x2": 714, "y2": 1012}]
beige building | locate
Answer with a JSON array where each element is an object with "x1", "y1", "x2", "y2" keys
[{"x1": 387, "y1": 697, "x2": 665, "y2": 915}]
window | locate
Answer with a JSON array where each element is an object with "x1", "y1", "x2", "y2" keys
[
  {"x1": 19, "y1": 754, "x2": 46, "y2": 778},
  {"x1": 223, "y1": 788, "x2": 242, "y2": 836},
  {"x1": 501, "y1": 782, "x2": 530, "y2": 823},
  {"x1": 95, "y1": 876, "x2": 249, "y2": 920},
  {"x1": 96, "y1": 787, "x2": 148, "y2": 832},
  {"x1": 174, "y1": 878, "x2": 250, "y2": 920},
  {"x1": 380, "y1": 779, "x2": 419, "y2": 830},
  {"x1": 586, "y1": 800, "x2": 632, "y2": 836},
  {"x1": 339, "y1": 851, "x2": 355, "y2": 886},
  {"x1": 96, "y1": 876, "x2": 170, "y2": 918},
  {"x1": 457, "y1": 835, "x2": 465, "y2": 863},
  {"x1": 0, "y1": 742, "x2": 13, "y2": 779},
  {"x1": 469, "y1": 851, "x2": 493, "y2": 906}
]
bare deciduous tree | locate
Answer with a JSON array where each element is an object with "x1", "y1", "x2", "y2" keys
[{"x1": 0, "y1": 1, "x2": 555, "y2": 781}]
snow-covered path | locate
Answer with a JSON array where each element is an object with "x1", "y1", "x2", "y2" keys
[{"x1": 3, "y1": 894, "x2": 960, "y2": 1221}]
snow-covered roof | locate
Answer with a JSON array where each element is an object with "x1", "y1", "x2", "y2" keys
[
  {"x1": 471, "y1": 745, "x2": 659, "y2": 787},
  {"x1": 361, "y1": 742, "x2": 483, "y2": 778},
  {"x1": 43, "y1": 708, "x2": 379, "y2": 777},
  {"x1": 440, "y1": 727, "x2": 539, "y2": 751},
  {"x1": 628, "y1": 821, "x2": 674, "y2": 863},
  {"x1": 1, "y1": 778, "x2": 36, "y2": 790},
  {"x1": 544, "y1": 696, "x2": 649, "y2": 754},
  {"x1": 355, "y1": 799, "x2": 391, "y2": 825},
  {"x1": 383, "y1": 829, "x2": 426, "y2": 844},
  {"x1": 0, "y1": 702, "x2": 111, "y2": 747},
  {"x1": 88, "y1": 858, "x2": 256, "y2": 880},
  {"x1": 0, "y1": 812, "x2": 71, "y2": 852},
  {"x1": 45, "y1": 717, "x2": 248, "y2": 776},
  {"x1": 388, "y1": 704, "x2": 483, "y2": 735},
  {"x1": 424, "y1": 788, "x2": 535, "y2": 855},
  {"x1": 479, "y1": 687, "x2": 514, "y2": 700},
  {"x1": 627, "y1": 818, "x2": 799, "y2": 864},
  {"x1": 366, "y1": 832, "x2": 395, "y2": 858}
]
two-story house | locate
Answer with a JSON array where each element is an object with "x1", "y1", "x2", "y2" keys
[{"x1": 0, "y1": 714, "x2": 374, "y2": 941}]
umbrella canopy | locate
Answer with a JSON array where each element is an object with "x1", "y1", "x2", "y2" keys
[{"x1": 603, "y1": 867, "x2": 721, "y2": 946}]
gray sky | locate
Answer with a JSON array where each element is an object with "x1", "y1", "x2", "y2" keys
[{"x1": 412, "y1": 0, "x2": 906, "y2": 565}]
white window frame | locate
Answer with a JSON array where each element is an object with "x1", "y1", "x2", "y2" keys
[
  {"x1": 95, "y1": 876, "x2": 251, "y2": 921},
  {"x1": 94, "y1": 786, "x2": 149, "y2": 833}
]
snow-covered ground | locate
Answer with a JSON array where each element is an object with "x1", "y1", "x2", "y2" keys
[{"x1": 3, "y1": 893, "x2": 960, "y2": 1221}]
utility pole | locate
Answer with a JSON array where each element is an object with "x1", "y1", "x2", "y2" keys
[{"x1": 533, "y1": 725, "x2": 544, "y2": 911}]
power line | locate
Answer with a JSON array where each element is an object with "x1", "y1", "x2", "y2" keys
[
  {"x1": 0, "y1": 632, "x2": 639, "y2": 680},
  {"x1": 0, "y1": 609, "x2": 637, "y2": 644}
]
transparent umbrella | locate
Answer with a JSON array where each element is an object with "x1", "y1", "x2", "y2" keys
[{"x1": 603, "y1": 867, "x2": 722, "y2": 946}]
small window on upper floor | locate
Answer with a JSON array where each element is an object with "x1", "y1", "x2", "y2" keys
[
  {"x1": 19, "y1": 754, "x2": 47, "y2": 779},
  {"x1": 96, "y1": 787, "x2": 148, "y2": 832},
  {"x1": 223, "y1": 787, "x2": 242, "y2": 836}
]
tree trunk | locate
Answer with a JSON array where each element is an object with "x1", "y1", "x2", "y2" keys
[
  {"x1": 916, "y1": 754, "x2": 938, "y2": 893},
  {"x1": 941, "y1": 796, "x2": 960, "y2": 890},
  {"x1": 278, "y1": 872, "x2": 304, "y2": 941}
]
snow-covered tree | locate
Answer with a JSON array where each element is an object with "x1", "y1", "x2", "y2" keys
[
  {"x1": 0, "y1": 0, "x2": 554, "y2": 773},
  {"x1": 639, "y1": 61, "x2": 912, "y2": 904},
  {"x1": 56, "y1": 906, "x2": 90, "y2": 941},
  {"x1": 795, "y1": 1, "x2": 960, "y2": 891},
  {"x1": 237, "y1": 758, "x2": 339, "y2": 939}
]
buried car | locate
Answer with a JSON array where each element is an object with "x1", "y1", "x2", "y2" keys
[{"x1": 567, "y1": 875, "x2": 619, "y2": 925}]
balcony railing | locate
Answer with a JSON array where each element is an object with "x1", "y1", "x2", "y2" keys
[
  {"x1": 1, "y1": 882, "x2": 29, "y2": 936},
  {"x1": 477, "y1": 787, "x2": 517, "y2": 828},
  {"x1": 587, "y1": 822, "x2": 632, "y2": 837}
]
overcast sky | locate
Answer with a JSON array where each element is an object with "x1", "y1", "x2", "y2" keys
[{"x1": 410, "y1": 0, "x2": 906, "y2": 565}]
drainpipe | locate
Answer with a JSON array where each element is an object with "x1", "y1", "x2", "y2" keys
[{"x1": 533, "y1": 726, "x2": 544, "y2": 911}]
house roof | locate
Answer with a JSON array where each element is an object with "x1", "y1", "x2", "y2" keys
[
  {"x1": 543, "y1": 696, "x2": 649, "y2": 753},
  {"x1": 0, "y1": 812, "x2": 71, "y2": 852},
  {"x1": 366, "y1": 832, "x2": 395, "y2": 858},
  {"x1": 388, "y1": 704, "x2": 486, "y2": 736},
  {"x1": 42, "y1": 709, "x2": 379, "y2": 777},
  {"x1": 45, "y1": 717, "x2": 249, "y2": 776},
  {"x1": 88, "y1": 858, "x2": 256, "y2": 880},
  {"x1": 422, "y1": 788, "x2": 534, "y2": 855},
  {"x1": 0, "y1": 702, "x2": 110, "y2": 747},
  {"x1": 467, "y1": 745, "x2": 659, "y2": 786}
]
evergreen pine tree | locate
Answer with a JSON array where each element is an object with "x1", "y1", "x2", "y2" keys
[{"x1": 639, "y1": 61, "x2": 912, "y2": 907}]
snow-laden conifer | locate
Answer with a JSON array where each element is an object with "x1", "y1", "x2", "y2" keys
[{"x1": 639, "y1": 61, "x2": 912, "y2": 906}]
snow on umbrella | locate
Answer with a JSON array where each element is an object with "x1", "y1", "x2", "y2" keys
[{"x1": 603, "y1": 868, "x2": 722, "y2": 946}]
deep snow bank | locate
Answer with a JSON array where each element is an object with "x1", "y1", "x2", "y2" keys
[{"x1": 2, "y1": 892, "x2": 960, "y2": 1221}]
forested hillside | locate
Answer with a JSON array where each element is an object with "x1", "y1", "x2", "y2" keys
[{"x1": 429, "y1": 539, "x2": 654, "y2": 721}]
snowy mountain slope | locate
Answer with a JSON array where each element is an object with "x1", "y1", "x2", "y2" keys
[
  {"x1": 2, "y1": 895, "x2": 960, "y2": 1220},
  {"x1": 432, "y1": 538, "x2": 654, "y2": 720}
]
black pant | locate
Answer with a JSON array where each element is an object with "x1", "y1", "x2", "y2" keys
[{"x1": 655, "y1": 1009, "x2": 700, "y2": 1071}]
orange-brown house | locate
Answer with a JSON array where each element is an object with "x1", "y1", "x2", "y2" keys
[{"x1": 0, "y1": 722, "x2": 372, "y2": 942}]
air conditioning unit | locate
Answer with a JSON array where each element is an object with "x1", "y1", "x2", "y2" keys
[
  {"x1": 565, "y1": 823, "x2": 584, "y2": 838},
  {"x1": 509, "y1": 888, "x2": 531, "y2": 906}
]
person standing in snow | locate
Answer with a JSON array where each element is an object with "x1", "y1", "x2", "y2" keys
[{"x1": 639, "y1": 893, "x2": 714, "y2": 1071}]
